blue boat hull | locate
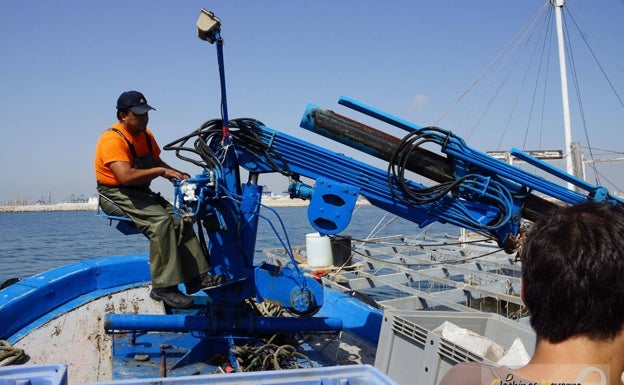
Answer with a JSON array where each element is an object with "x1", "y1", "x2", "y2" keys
[{"x1": 0, "y1": 254, "x2": 383, "y2": 381}]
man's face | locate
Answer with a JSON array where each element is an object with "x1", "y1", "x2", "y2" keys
[{"x1": 123, "y1": 110, "x2": 149, "y2": 133}]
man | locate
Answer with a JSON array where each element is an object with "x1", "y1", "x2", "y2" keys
[
  {"x1": 441, "y1": 201, "x2": 624, "y2": 385},
  {"x1": 94, "y1": 90, "x2": 225, "y2": 309}
]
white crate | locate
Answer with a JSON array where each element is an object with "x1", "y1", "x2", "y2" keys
[
  {"x1": 0, "y1": 364, "x2": 67, "y2": 385},
  {"x1": 374, "y1": 311, "x2": 535, "y2": 385}
]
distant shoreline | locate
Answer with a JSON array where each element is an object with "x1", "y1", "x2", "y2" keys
[
  {"x1": 0, "y1": 197, "x2": 369, "y2": 213},
  {"x1": 0, "y1": 203, "x2": 99, "y2": 212}
]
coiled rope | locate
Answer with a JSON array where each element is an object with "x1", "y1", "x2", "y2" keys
[
  {"x1": 232, "y1": 333, "x2": 313, "y2": 372},
  {"x1": 0, "y1": 340, "x2": 25, "y2": 366}
]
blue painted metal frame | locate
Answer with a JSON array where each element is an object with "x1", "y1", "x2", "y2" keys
[
  {"x1": 104, "y1": 313, "x2": 342, "y2": 334},
  {"x1": 96, "y1": 196, "x2": 143, "y2": 236},
  {"x1": 338, "y1": 96, "x2": 623, "y2": 206},
  {"x1": 306, "y1": 177, "x2": 360, "y2": 234},
  {"x1": 171, "y1": 175, "x2": 324, "y2": 316},
  {"x1": 510, "y1": 148, "x2": 624, "y2": 203},
  {"x1": 235, "y1": 118, "x2": 520, "y2": 244}
]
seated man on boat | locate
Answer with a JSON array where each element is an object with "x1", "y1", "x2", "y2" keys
[
  {"x1": 94, "y1": 90, "x2": 226, "y2": 309},
  {"x1": 441, "y1": 201, "x2": 624, "y2": 385}
]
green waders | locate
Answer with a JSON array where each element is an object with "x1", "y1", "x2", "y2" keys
[{"x1": 97, "y1": 184, "x2": 210, "y2": 288}]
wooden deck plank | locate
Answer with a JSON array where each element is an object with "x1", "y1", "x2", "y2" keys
[{"x1": 15, "y1": 284, "x2": 163, "y2": 385}]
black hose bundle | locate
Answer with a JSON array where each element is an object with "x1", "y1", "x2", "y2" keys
[{"x1": 163, "y1": 118, "x2": 293, "y2": 179}]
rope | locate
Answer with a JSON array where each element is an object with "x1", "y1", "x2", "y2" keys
[
  {"x1": 248, "y1": 298, "x2": 285, "y2": 317},
  {"x1": 232, "y1": 333, "x2": 313, "y2": 372},
  {"x1": 0, "y1": 340, "x2": 25, "y2": 366}
]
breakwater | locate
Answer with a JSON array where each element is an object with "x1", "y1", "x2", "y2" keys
[
  {"x1": 0, "y1": 203, "x2": 99, "y2": 212},
  {"x1": 0, "y1": 197, "x2": 370, "y2": 212}
]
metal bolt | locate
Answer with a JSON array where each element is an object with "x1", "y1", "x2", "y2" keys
[{"x1": 160, "y1": 344, "x2": 172, "y2": 377}]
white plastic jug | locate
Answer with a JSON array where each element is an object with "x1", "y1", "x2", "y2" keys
[{"x1": 305, "y1": 232, "x2": 333, "y2": 267}]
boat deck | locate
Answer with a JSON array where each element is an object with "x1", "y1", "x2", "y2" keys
[
  {"x1": 10, "y1": 284, "x2": 375, "y2": 384},
  {"x1": 14, "y1": 285, "x2": 163, "y2": 384}
]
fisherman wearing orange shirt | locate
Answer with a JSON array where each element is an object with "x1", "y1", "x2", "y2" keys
[{"x1": 94, "y1": 90, "x2": 225, "y2": 309}]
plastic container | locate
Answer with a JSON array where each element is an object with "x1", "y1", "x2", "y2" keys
[
  {"x1": 374, "y1": 311, "x2": 535, "y2": 385},
  {"x1": 306, "y1": 232, "x2": 333, "y2": 267},
  {"x1": 0, "y1": 364, "x2": 68, "y2": 385},
  {"x1": 330, "y1": 235, "x2": 352, "y2": 266},
  {"x1": 78, "y1": 364, "x2": 398, "y2": 385}
]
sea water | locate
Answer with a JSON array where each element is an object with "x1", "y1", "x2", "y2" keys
[{"x1": 0, "y1": 205, "x2": 456, "y2": 285}]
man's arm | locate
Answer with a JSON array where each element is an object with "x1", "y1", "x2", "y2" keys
[
  {"x1": 156, "y1": 158, "x2": 191, "y2": 181},
  {"x1": 108, "y1": 161, "x2": 167, "y2": 186}
]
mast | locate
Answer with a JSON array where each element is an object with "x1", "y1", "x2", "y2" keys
[{"x1": 552, "y1": 0, "x2": 576, "y2": 187}]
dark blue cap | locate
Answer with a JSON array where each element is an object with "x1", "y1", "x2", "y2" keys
[{"x1": 116, "y1": 91, "x2": 156, "y2": 115}]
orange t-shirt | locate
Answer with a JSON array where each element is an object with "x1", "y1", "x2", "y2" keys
[{"x1": 94, "y1": 122, "x2": 161, "y2": 186}]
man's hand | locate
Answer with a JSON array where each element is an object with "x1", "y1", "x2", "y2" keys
[{"x1": 163, "y1": 168, "x2": 190, "y2": 181}]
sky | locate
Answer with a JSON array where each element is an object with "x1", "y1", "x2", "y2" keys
[{"x1": 0, "y1": 0, "x2": 622, "y2": 204}]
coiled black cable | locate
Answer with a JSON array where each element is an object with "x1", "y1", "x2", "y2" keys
[
  {"x1": 164, "y1": 118, "x2": 293, "y2": 179},
  {"x1": 387, "y1": 127, "x2": 513, "y2": 231}
]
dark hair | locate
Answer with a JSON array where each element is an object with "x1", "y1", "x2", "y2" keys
[
  {"x1": 116, "y1": 108, "x2": 128, "y2": 121},
  {"x1": 520, "y1": 201, "x2": 624, "y2": 343}
]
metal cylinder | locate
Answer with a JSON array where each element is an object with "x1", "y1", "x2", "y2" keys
[
  {"x1": 301, "y1": 107, "x2": 454, "y2": 183},
  {"x1": 104, "y1": 313, "x2": 342, "y2": 334},
  {"x1": 300, "y1": 105, "x2": 556, "y2": 223}
]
